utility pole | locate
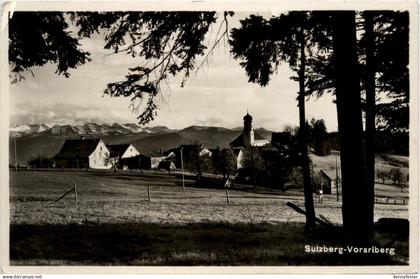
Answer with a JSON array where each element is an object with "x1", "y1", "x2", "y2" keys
[
  {"x1": 14, "y1": 138, "x2": 18, "y2": 171},
  {"x1": 180, "y1": 147, "x2": 185, "y2": 192},
  {"x1": 39, "y1": 147, "x2": 42, "y2": 168},
  {"x1": 336, "y1": 154, "x2": 340, "y2": 202},
  {"x1": 138, "y1": 155, "x2": 142, "y2": 173}
]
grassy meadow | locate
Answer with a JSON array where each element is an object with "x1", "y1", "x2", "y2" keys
[{"x1": 9, "y1": 169, "x2": 409, "y2": 265}]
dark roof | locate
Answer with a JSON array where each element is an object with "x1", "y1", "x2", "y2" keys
[
  {"x1": 53, "y1": 139, "x2": 101, "y2": 159},
  {"x1": 320, "y1": 169, "x2": 339, "y2": 181},
  {"x1": 158, "y1": 160, "x2": 175, "y2": 169},
  {"x1": 120, "y1": 154, "x2": 150, "y2": 161},
  {"x1": 229, "y1": 132, "x2": 266, "y2": 147},
  {"x1": 271, "y1": 132, "x2": 292, "y2": 144},
  {"x1": 243, "y1": 113, "x2": 253, "y2": 121},
  {"x1": 107, "y1": 144, "x2": 131, "y2": 157}
]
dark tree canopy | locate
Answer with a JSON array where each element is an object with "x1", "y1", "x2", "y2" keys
[
  {"x1": 230, "y1": 11, "x2": 409, "y2": 134},
  {"x1": 230, "y1": 12, "x2": 333, "y2": 93},
  {"x1": 371, "y1": 11, "x2": 409, "y2": 132},
  {"x1": 9, "y1": 12, "x2": 91, "y2": 83}
]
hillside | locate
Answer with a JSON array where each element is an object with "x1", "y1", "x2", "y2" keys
[
  {"x1": 128, "y1": 132, "x2": 190, "y2": 154},
  {"x1": 177, "y1": 126, "x2": 241, "y2": 149},
  {"x1": 310, "y1": 152, "x2": 409, "y2": 178}
]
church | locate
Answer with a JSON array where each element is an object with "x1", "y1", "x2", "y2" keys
[{"x1": 229, "y1": 112, "x2": 269, "y2": 168}]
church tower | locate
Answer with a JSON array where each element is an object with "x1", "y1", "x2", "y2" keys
[{"x1": 243, "y1": 112, "x2": 255, "y2": 147}]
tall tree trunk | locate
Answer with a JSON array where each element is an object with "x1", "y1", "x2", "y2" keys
[
  {"x1": 332, "y1": 11, "x2": 371, "y2": 241},
  {"x1": 298, "y1": 26, "x2": 316, "y2": 229},
  {"x1": 364, "y1": 11, "x2": 376, "y2": 231}
]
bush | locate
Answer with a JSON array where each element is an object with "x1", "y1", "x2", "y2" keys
[{"x1": 285, "y1": 167, "x2": 304, "y2": 189}]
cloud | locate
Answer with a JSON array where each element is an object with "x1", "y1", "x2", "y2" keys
[{"x1": 10, "y1": 102, "x2": 135, "y2": 125}]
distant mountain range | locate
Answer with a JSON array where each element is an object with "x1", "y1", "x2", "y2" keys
[
  {"x1": 9, "y1": 123, "x2": 274, "y2": 165},
  {"x1": 9, "y1": 123, "x2": 172, "y2": 138}
]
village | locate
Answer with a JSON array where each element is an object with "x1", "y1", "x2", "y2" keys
[
  {"x1": 16, "y1": 111, "x2": 408, "y2": 204},
  {"x1": 47, "y1": 112, "x2": 342, "y2": 195}
]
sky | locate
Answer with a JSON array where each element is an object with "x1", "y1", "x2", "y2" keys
[{"x1": 10, "y1": 12, "x2": 338, "y2": 132}]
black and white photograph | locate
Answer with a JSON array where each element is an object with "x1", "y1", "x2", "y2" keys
[{"x1": 1, "y1": 1, "x2": 418, "y2": 274}]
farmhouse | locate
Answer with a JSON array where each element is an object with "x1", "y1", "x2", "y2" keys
[
  {"x1": 230, "y1": 112, "x2": 270, "y2": 168},
  {"x1": 107, "y1": 144, "x2": 140, "y2": 169},
  {"x1": 53, "y1": 138, "x2": 111, "y2": 169},
  {"x1": 158, "y1": 160, "x2": 176, "y2": 171},
  {"x1": 319, "y1": 169, "x2": 340, "y2": 195},
  {"x1": 165, "y1": 144, "x2": 213, "y2": 168},
  {"x1": 148, "y1": 151, "x2": 167, "y2": 169},
  {"x1": 107, "y1": 144, "x2": 140, "y2": 159}
]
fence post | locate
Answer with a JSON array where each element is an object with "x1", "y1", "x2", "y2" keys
[
  {"x1": 74, "y1": 182, "x2": 78, "y2": 204},
  {"x1": 180, "y1": 147, "x2": 185, "y2": 192},
  {"x1": 14, "y1": 138, "x2": 18, "y2": 171},
  {"x1": 226, "y1": 188, "x2": 230, "y2": 204},
  {"x1": 147, "y1": 185, "x2": 151, "y2": 202},
  {"x1": 55, "y1": 186, "x2": 76, "y2": 202}
]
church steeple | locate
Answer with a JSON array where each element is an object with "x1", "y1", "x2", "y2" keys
[{"x1": 243, "y1": 112, "x2": 254, "y2": 147}]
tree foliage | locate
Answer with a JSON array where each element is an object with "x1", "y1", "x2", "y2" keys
[
  {"x1": 214, "y1": 148, "x2": 237, "y2": 179},
  {"x1": 240, "y1": 147, "x2": 266, "y2": 187},
  {"x1": 309, "y1": 118, "x2": 330, "y2": 156},
  {"x1": 9, "y1": 12, "x2": 91, "y2": 83},
  {"x1": 70, "y1": 11, "x2": 232, "y2": 124},
  {"x1": 104, "y1": 153, "x2": 118, "y2": 173},
  {"x1": 183, "y1": 144, "x2": 213, "y2": 181},
  {"x1": 369, "y1": 11, "x2": 409, "y2": 132},
  {"x1": 376, "y1": 169, "x2": 388, "y2": 184},
  {"x1": 389, "y1": 167, "x2": 404, "y2": 186}
]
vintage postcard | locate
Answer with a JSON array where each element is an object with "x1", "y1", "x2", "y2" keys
[{"x1": 0, "y1": 0, "x2": 418, "y2": 275}]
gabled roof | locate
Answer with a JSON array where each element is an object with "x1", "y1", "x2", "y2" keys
[
  {"x1": 320, "y1": 169, "x2": 340, "y2": 181},
  {"x1": 107, "y1": 144, "x2": 131, "y2": 157},
  {"x1": 53, "y1": 139, "x2": 101, "y2": 159},
  {"x1": 229, "y1": 131, "x2": 266, "y2": 147}
]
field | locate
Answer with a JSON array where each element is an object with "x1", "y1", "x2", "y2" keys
[{"x1": 10, "y1": 169, "x2": 409, "y2": 265}]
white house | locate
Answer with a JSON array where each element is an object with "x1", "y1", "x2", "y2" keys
[
  {"x1": 107, "y1": 144, "x2": 140, "y2": 159},
  {"x1": 53, "y1": 138, "x2": 111, "y2": 169},
  {"x1": 107, "y1": 144, "x2": 140, "y2": 169}
]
